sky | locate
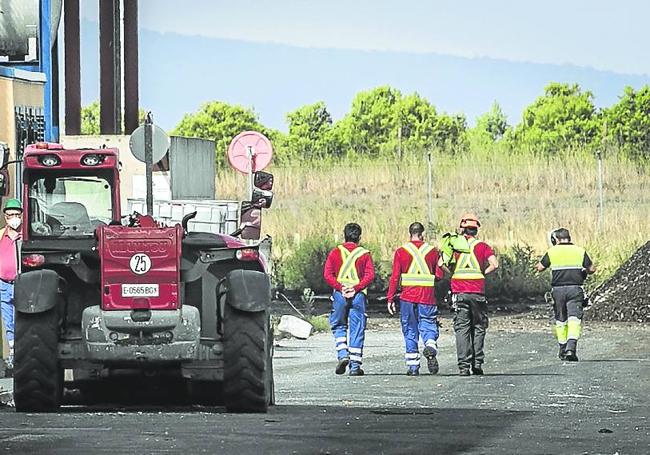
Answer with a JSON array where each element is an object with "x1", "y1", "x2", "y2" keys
[
  {"x1": 80, "y1": 0, "x2": 650, "y2": 76},
  {"x1": 73, "y1": 1, "x2": 650, "y2": 131}
]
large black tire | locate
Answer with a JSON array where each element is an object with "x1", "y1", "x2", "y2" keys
[
  {"x1": 223, "y1": 306, "x2": 273, "y2": 413},
  {"x1": 13, "y1": 309, "x2": 63, "y2": 412}
]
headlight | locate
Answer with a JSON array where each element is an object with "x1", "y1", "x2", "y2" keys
[
  {"x1": 81, "y1": 154, "x2": 105, "y2": 166},
  {"x1": 39, "y1": 154, "x2": 61, "y2": 167}
]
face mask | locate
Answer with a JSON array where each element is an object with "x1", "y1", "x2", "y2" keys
[{"x1": 7, "y1": 217, "x2": 22, "y2": 230}]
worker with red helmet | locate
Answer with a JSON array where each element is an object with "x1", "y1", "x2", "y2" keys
[
  {"x1": 323, "y1": 223, "x2": 375, "y2": 376},
  {"x1": 444, "y1": 213, "x2": 498, "y2": 376},
  {"x1": 387, "y1": 222, "x2": 444, "y2": 376}
]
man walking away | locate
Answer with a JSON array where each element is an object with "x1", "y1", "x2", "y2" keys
[
  {"x1": 536, "y1": 228, "x2": 595, "y2": 362},
  {"x1": 1, "y1": 198, "x2": 23, "y2": 373},
  {"x1": 387, "y1": 222, "x2": 443, "y2": 376},
  {"x1": 323, "y1": 223, "x2": 375, "y2": 376},
  {"x1": 445, "y1": 213, "x2": 498, "y2": 376}
]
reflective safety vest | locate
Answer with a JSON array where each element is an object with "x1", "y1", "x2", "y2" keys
[
  {"x1": 400, "y1": 242, "x2": 436, "y2": 287},
  {"x1": 451, "y1": 238, "x2": 484, "y2": 280},
  {"x1": 547, "y1": 244, "x2": 586, "y2": 271},
  {"x1": 336, "y1": 245, "x2": 369, "y2": 294}
]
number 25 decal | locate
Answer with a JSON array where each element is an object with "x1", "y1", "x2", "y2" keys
[{"x1": 130, "y1": 253, "x2": 152, "y2": 275}]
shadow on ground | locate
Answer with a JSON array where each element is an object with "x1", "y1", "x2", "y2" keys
[{"x1": 0, "y1": 404, "x2": 527, "y2": 455}]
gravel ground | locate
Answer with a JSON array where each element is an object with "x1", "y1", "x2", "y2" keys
[{"x1": 0, "y1": 313, "x2": 648, "y2": 455}]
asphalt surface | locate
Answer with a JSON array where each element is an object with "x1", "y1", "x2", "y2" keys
[{"x1": 0, "y1": 313, "x2": 648, "y2": 455}]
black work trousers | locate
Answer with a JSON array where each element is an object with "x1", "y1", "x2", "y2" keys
[
  {"x1": 551, "y1": 285, "x2": 585, "y2": 352},
  {"x1": 453, "y1": 293, "x2": 488, "y2": 371}
]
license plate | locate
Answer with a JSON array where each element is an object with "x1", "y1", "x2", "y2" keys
[{"x1": 121, "y1": 284, "x2": 159, "y2": 298}]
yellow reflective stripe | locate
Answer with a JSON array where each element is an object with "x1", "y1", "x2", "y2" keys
[
  {"x1": 401, "y1": 274, "x2": 435, "y2": 287},
  {"x1": 336, "y1": 245, "x2": 367, "y2": 287},
  {"x1": 403, "y1": 242, "x2": 432, "y2": 275},
  {"x1": 452, "y1": 238, "x2": 484, "y2": 280},
  {"x1": 554, "y1": 321, "x2": 568, "y2": 344},
  {"x1": 567, "y1": 317, "x2": 582, "y2": 340},
  {"x1": 401, "y1": 242, "x2": 436, "y2": 287},
  {"x1": 547, "y1": 245, "x2": 585, "y2": 270}
]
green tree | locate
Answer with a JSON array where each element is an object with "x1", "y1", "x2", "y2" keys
[
  {"x1": 335, "y1": 86, "x2": 467, "y2": 158},
  {"x1": 81, "y1": 101, "x2": 147, "y2": 135},
  {"x1": 603, "y1": 85, "x2": 650, "y2": 159},
  {"x1": 513, "y1": 83, "x2": 600, "y2": 153},
  {"x1": 172, "y1": 101, "x2": 272, "y2": 167},
  {"x1": 336, "y1": 86, "x2": 402, "y2": 157},
  {"x1": 284, "y1": 101, "x2": 338, "y2": 160},
  {"x1": 81, "y1": 101, "x2": 100, "y2": 135},
  {"x1": 475, "y1": 101, "x2": 509, "y2": 142}
]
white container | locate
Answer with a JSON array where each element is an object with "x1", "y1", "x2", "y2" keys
[
  {"x1": 277, "y1": 315, "x2": 313, "y2": 340},
  {"x1": 127, "y1": 199, "x2": 240, "y2": 235}
]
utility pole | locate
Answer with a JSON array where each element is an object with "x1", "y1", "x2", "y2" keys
[{"x1": 427, "y1": 150, "x2": 434, "y2": 239}]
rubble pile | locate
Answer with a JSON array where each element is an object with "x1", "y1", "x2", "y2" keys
[{"x1": 589, "y1": 241, "x2": 650, "y2": 323}]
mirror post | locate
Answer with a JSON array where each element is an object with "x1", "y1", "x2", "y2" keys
[{"x1": 145, "y1": 113, "x2": 153, "y2": 216}]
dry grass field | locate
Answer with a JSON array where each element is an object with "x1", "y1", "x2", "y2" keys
[{"x1": 217, "y1": 149, "x2": 650, "y2": 284}]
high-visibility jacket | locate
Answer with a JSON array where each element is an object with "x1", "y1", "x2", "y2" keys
[
  {"x1": 451, "y1": 238, "x2": 484, "y2": 281},
  {"x1": 400, "y1": 242, "x2": 436, "y2": 287},
  {"x1": 544, "y1": 244, "x2": 589, "y2": 286},
  {"x1": 336, "y1": 245, "x2": 370, "y2": 294}
]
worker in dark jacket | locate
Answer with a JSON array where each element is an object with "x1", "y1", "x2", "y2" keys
[
  {"x1": 323, "y1": 223, "x2": 375, "y2": 376},
  {"x1": 387, "y1": 222, "x2": 443, "y2": 376},
  {"x1": 536, "y1": 228, "x2": 596, "y2": 361}
]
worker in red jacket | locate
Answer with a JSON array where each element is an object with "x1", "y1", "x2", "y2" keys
[
  {"x1": 323, "y1": 223, "x2": 375, "y2": 376},
  {"x1": 387, "y1": 222, "x2": 443, "y2": 376},
  {"x1": 446, "y1": 213, "x2": 499, "y2": 376}
]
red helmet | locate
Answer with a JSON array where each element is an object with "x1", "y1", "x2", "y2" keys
[{"x1": 459, "y1": 213, "x2": 480, "y2": 229}]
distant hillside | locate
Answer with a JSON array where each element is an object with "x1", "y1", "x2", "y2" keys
[{"x1": 78, "y1": 20, "x2": 650, "y2": 131}]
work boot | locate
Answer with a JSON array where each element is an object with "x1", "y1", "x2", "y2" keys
[
  {"x1": 335, "y1": 357, "x2": 349, "y2": 375},
  {"x1": 459, "y1": 369, "x2": 470, "y2": 376},
  {"x1": 471, "y1": 365, "x2": 484, "y2": 375},
  {"x1": 349, "y1": 368, "x2": 364, "y2": 377},
  {"x1": 564, "y1": 350, "x2": 579, "y2": 362},
  {"x1": 406, "y1": 366, "x2": 420, "y2": 376},
  {"x1": 558, "y1": 344, "x2": 567, "y2": 360},
  {"x1": 423, "y1": 346, "x2": 439, "y2": 375}
]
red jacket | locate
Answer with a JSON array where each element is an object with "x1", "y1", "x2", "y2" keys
[
  {"x1": 387, "y1": 240, "x2": 442, "y2": 305},
  {"x1": 323, "y1": 242, "x2": 375, "y2": 293}
]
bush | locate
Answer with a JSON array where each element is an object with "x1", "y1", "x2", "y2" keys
[
  {"x1": 485, "y1": 245, "x2": 549, "y2": 301},
  {"x1": 277, "y1": 235, "x2": 388, "y2": 294}
]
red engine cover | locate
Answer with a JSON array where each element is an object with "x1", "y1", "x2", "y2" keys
[{"x1": 98, "y1": 224, "x2": 183, "y2": 310}]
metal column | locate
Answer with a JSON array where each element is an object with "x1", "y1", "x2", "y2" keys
[
  {"x1": 123, "y1": 0, "x2": 139, "y2": 134},
  {"x1": 99, "y1": 0, "x2": 121, "y2": 134},
  {"x1": 64, "y1": 0, "x2": 81, "y2": 135},
  {"x1": 40, "y1": 0, "x2": 57, "y2": 141}
]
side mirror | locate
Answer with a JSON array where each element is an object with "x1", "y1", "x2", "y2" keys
[
  {"x1": 252, "y1": 171, "x2": 273, "y2": 208},
  {"x1": 0, "y1": 143, "x2": 9, "y2": 169},
  {"x1": 0, "y1": 170, "x2": 8, "y2": 197},
  {"x1": 239, "y1": 203, "x2": 262, "y2": 240}
]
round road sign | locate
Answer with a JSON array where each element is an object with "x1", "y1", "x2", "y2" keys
[
  {"x1": 129, "y1": 124, "x2": 170, "y2": 163},
  {"x1": 227, "y1": 131, "x2": 273, "y2": 174}
]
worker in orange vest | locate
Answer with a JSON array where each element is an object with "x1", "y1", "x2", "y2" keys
[
  {"x1": 323, "y1": 223, "x2": 375, "y2": 376},
  {"x1": 387, "y1": 222, "x2": 443, "y2": 376}
]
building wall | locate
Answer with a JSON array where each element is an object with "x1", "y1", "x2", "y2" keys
[
  {"x1": 0, "y1": 70, "x2": 45, "y2": 205},
  {"x1": 60, "y1": 135, "x2": 171, "y2": 210}
]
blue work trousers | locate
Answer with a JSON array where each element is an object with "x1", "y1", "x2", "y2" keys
[
  {"x1": 330, "y1": 291, "x2": 367, "y2": 369},
  {"x1": 0, "y1": 281, "x2": 15, "y2": 342},
  {"x1": 400, "y1": 300, "x2": 439, "y2": 366}
]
